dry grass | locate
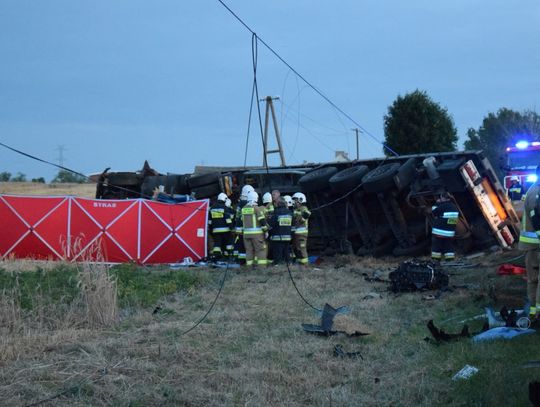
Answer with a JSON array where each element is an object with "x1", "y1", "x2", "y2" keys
[
  {"x1": 0, "y1": 181, "x2": 95, "y2": 197},
  {"x1": 0, "y1": 252, "x2": 537, "y2": 406}
]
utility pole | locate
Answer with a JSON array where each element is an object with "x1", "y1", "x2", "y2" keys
[
  {"x1": 351, "y1": 128, "x2": 361, "y2": 160},
  {"x1": 55, "y1": 145, "x2": 66, "y2": 167},
  {"x1": 261, "y1": 96, "x2": 286, "y2": 167}
]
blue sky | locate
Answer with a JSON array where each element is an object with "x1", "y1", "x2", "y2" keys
[{"x1": 1, "y1": 1, "x2": 539, "y2": 180}]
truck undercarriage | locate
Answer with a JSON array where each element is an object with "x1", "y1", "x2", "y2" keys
[{"x1": 96, "y1": 151, "x2": 520, "y2": 257}]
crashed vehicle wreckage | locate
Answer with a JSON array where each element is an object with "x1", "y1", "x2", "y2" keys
[{"x1": 95, "y1": 150, "x2": 520, "y2": 257}]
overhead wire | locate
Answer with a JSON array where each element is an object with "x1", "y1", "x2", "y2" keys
[{"x1": 215, "y1": 0, "x2": 399, "y2": 157}]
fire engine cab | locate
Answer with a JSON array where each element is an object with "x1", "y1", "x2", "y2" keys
[{"x1": 504, "y1": 140, "x2": 540, "y2": 200}]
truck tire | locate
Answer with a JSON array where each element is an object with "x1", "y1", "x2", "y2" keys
[
  {"x1": 191, "y1": 183, "x2": 221, "y2": 199},
  {"x1": 298, "y1": 166, "x2": 338, "y2": 192},
  {"x1": 106, "y1": 172, "x2": 141, "y2": 187},
  {"x1": 188, "y1": 172, "x2": 221, "y2": 189},
  {"x1": 361, "y1": 163, "x2": 401, "y2": 194},
  {"x1": 329, "y1": 165, "x2": 370, "y2": 193}
]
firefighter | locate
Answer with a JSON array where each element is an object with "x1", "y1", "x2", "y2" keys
[
  {"x1": 262, "y1": 192, "x2": 274, "y2": 218},
  {"x1": 518, "y1": 166, "x2": 540, "y2": 320},
  {"x1": 224, "y1": 198, "x2": 235, "y2": 256},
  {"x1": 283, "y1": 195, "x2": 293, "y2": 210},
  {"x1": 241, "y1": 190, "x2": 268, "y2": 267},
  {"x1": 292, "y1": 192, "x2": 311, "y2": 265},
  {"x1": 508, "y1": 176, "x2": 524, "y2": 201},
  {"x1": 208, "y1": 193, "x2": 233, "y2": 260},
  {"x1": 233, "y1": 185, "x2": 254, "y2": 263},
  {"x1": 269, "y1": 197, "x2": 293, "y2": 265},
  {"x1": 430, "y1": 192, "x2": 459, "y2": 261}
]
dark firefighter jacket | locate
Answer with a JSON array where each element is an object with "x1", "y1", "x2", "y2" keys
[
  {"x1": 208, "y1": 201, "x2": 233, "y2": 233},
  {"x1": 269, "y1": 206, "x2": 293, "y2": 241},
  {"x1": 431, "y1": 201, "x2": 459, "y2": 238}
]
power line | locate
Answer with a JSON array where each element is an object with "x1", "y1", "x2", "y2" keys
[{"x1": 215, "y1": 0, "x2": 399, "y2": 157}]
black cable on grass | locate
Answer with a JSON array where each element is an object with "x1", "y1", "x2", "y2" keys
[
  {"x1": 178, "y1": 260, "x2": 230, "y2": 336},
  {"x1": 25, "y1": 368, "x2": 109, "y2": 407}
]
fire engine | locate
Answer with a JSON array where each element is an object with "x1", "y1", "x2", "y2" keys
[{"x1": 504, "y1": 140, "x2": 540, "y2": 197}]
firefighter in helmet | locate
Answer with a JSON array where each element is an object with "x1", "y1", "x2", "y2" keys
[
  {"x1": 269, "y1": 197, "x2": 293, "y2": 265},
  {"x1": 241, "y1": 190, "x2": 268, "y2": 267},
  {"x1": 508, "y1": 176, "x2": 524, "y2": 201},
  {"x1": 430, "y1": 192, "x2": 459, "y2": 261},
  {"x1": 208, "y1": 193, "x2": 233, "y2": 260},
  {"x1": 233, "y1": 185, "x2": 254, "y2": 263},
  {"x1": 262, "y1": 192, "x2": 274, "y2": 219},
  {"x1": 292, "y1": 192, "x2": 311, "y2": 265}
]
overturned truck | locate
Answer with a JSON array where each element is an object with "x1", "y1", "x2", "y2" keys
[{"x1": 96, "y1": 151, "x2": 520, "y2": 257}]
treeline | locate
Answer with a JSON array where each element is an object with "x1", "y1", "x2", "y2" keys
[
  {"x1": 0, "y1": 170, "x2": 87, "y2": 184},
  {"x1": 382, "y1": 89, "x2": 540, "y2": 177}
]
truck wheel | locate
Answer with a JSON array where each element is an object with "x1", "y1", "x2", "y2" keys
[
  {"x1": 188, "y1": 172, "x2": 221, "y2": 189},
  {"x1": 361, "y1": 163, "x2": 401, "y2": 194},
  {"x1": 191, "y1": 183, "x2": 221, "y2": 199},
  {"x1": 329, "y1": 165, "x2": 370, "y2": 193},
  {"x1": 299, "y1": 166, "x2": 338, "y2": 192}
]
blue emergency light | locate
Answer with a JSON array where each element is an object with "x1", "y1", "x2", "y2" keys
[
  {"x1": 516, "y1": 140, "x2": 530, "y2": 149},
  {"x1": 527, "y1": 174, "x2": 538, "y2": 183}
]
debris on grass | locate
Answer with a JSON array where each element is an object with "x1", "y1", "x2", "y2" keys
[{"x1": 452, "y1": 364, "x2": 479, "y2": 381}]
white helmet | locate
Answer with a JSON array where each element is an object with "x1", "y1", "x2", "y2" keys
[
  {"x1": 292, "y1": 192, "x2": 307, "y2": 204},
  {"x1": 510, "y1": 176, "x2": 519, "y2": 182},
  {"x1": 262, "y1": 192, "x2": 272, "y2": 204},
  {"x1": 240, "y1": 185, "x2": 255, "y2": 201},
  {"x1": 225, "y1": 198, "x2": 232, "y2": 208},
  {"x1": 246, "y1": 190, "x2": 259, "y2": 205},
  {"x1": 283, "y1": 195, "x2": 293, "y2": 208},
  {"x1": 217, "y1": 192, "x2": 228, "y2": 202}
]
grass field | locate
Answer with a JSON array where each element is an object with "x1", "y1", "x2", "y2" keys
[
  {"x1": 0, "y1": 182, "x2": 95, "y2": 197},
  {"x1": 0, "y1": 251, "x2": 538, "y2": 406}
]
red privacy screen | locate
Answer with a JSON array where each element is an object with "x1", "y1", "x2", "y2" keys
[{"x1": 0, "y1": 195, "x2": 208, "y2": 264}]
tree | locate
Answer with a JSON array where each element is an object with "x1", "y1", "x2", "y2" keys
[
  {"x1": 11, "y1": 172, "x2": 27, "y2": 182},
  {"x1": 0, "y1": 172, "x2": 11, "y2": 182},
  {"x1": 464, "y1": 108, "x2": 540, "y2": 177},
  {"x1": 31, "y1": 177, "x2": 46, "y2": 183},
  {"x1": 383, "y1": 90, "x2": 458, "y2": 156},
  {"x1": 51, "y1": 169, "x2": 87, "y2": 184}
]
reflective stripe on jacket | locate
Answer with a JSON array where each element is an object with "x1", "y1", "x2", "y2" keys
[
  {"x1": 432, "y1": 201, "x2": 459, "y2": 239},
  {"x1": 241, "y1": 204, "x2": 266, "y2": 235},
  {"x1": 293, "y1": 205, "x2": 311, "y2": 235}
]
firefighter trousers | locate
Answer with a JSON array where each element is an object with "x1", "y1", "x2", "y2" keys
[
  {"x1": 271, "y1": 240, "x2": 290, "y2": 265},
  {"x1": 431, "y1": 236, "x2": 455, "y2": 260},
  {"x1": 243, "y1": 234, "x2": 267, "y2": 266},
  {"x1": 211, "y1": 232, "x2": 232, "y2": 257},
  {"x1": 293, "y1": 234, "x2": 308, "y2": 265}
]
